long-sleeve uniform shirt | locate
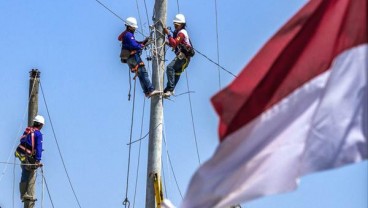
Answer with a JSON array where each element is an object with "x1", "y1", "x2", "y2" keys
[
  {"x1": 118, "y1": 30, "x2": 144, "y2": 52},
  {"x1": 19, "y1": 127, "x2": 43, "y2": 161},
  {"x1": 167, "y1": 29, "x2": 191, "y2": 55}
]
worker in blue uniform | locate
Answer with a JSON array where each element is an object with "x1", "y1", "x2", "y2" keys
[
  {"x1": 118, "y1": 17, "x2": 160, "y2": 98},
  {"x1": 15, "y1": 115, "x2": 45, "y2": 208}
]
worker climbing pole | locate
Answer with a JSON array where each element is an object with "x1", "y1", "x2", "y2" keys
[
  {"x1": 118, "y1": 17, "x2": 160, "y2": 99},
  {"x1": 14, "y1": 69, "x2": 45, "y2": 208}
]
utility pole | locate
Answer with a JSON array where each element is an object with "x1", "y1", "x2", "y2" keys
[
  {"x1": 146, "y1": 0, "x2": 167, "y2": 207},
  {"x1": 28, "y1": 69, "x2": 41, "y2": 126}
]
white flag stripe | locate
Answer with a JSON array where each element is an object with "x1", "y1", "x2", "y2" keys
[{"x1": 182, "y1": 44, "x2": 367, "y2": 208}]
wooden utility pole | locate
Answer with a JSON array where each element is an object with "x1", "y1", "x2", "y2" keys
[
  {"x1": 28, "y1": 69, "x2": 40, "y2": 126},
  {"x1": 146, "y1": 0, "x2": 167, "y2": 207}
]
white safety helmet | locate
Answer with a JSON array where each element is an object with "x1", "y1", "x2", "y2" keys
[
  {"x1": 33, "y1": 115, "x2": 45, "y2": 125},
  {"x1": 173, "y1": 14, "x2": 186, "y2": 24},
  {"x1": 125, "y1": 17, "x2": 138, "y2": 28}
]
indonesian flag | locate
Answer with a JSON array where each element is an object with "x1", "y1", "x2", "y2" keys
[{"x1": 182, "y1": 0, "x2": 367, "y2": 207}]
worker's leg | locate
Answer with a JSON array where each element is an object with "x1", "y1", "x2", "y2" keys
[
  {"x1": 137, "y1": 65, "x2": 154, "y2": 94},
  {"x1": 165, "y1": 57, "x2": 189, "y2": 92},
  {"x1": 127, "y1": 55, "x2": 154, "y2": 94},
  {"x1": 165, "y1": 58, "x2": 178, "y2": 92},
  {"x1": 20, "y1": 164, "x2": 37, "y2": 208}
]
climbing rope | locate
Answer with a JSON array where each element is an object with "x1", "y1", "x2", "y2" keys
[
  {"x1": 123, "y1": 79, "x2": 137, "y2": 208},
  {"x1": 128, "y1": 68, "x2": 133, "y2": 101},
  {"x1": 12, "y1": 157, "x2": 16, "y2": 208},
  {"x1": 40, "y1": 82, "x2": 82, "y2": 208}
]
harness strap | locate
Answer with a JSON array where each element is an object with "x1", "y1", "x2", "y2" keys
[
  {"x1": 18, "y1": 145, "x2": 32, "y2": 155},
  {"x1": 19, "y1": 127, "x2": 36, "y2": 156},
  {"x1": 31, "y1": 131, "x2": 35, "y2": 155}
]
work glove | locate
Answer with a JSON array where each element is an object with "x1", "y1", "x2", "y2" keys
[{"x1": 163, "y1": 28, "x2": 170, "y2": 35}]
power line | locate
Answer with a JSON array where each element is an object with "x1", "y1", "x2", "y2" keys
[
  {"x1": 94, "y1": 0, "x2": 235, "y2": 78},
  {"x1": 184, "y1": 71, "x2": 201, "y2": 164},
  {"x1": 93, "y1": 0, "x2": 148, "y2": 37},
  {"x1": 39, "y1": 82, "x2": 82, "y2": 208},
  {"x1": 40, "y1": 168, "x2": 55, "y2": 208},
  {"x1": 176, "y1": 0, "x2": 180, "y2": 13},
  {"x1": 214, "y1": 0, "x2": 222, "y2": 88},
  {"x1": 162, "y1": 124, "x2": 183, "y2": 199},
  {"x1": 194, "y1": 48, "x2": 238, "y2": 78}
]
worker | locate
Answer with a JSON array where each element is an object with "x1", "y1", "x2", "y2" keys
[
  {"x1": 15, "y1": 115, "x2": 45, "y2": 208},
  {"x1": 163, "y1": 14, "x2": 194, "y2": 98},
  {"x1": 118, "y1": 17, "x2": 160, "y2": 98}
]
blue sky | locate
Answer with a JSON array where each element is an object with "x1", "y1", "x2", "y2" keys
[{"x1": 0, "y1": 0, "x2": 366, "y2": 208}]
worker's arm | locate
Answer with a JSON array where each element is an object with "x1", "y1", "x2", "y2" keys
[
  {"x1": 34, "y1": 131, "x2": 43, "y2": 162},
  {"x1": 125, "y1": 32, "x2": 144, "y2": 50},
  {"x1": 167, "y1": 33, "x2": 185, "y2": 48}
]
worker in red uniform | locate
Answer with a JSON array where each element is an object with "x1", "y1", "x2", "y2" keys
[{"x1": 163, "y1": 14, "x2": 194, "y2": 98}]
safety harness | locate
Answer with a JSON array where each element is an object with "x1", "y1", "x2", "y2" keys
[
  {"x1": 15, "y1": 127, "x2": 36, "y2": 163},
  {"x1": 120, "y1": 30, "x2": 145, "y2": 79}
]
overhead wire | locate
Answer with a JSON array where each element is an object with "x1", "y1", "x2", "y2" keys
[
  {"x1": 93, "y1": 0, "x2": 148, "y2": 38},
  {"x1": 161, "y1": 116, "x2": 172, "y2": 200},
  {"x1": 194, "y1": 48, "x2": 237, "y2": 78},
  {"x1": 176, "y1": 0, "x2": 180, "y2": 13},
  {"x1": 162, "y1": 126, "x2": 183, "y2": 199},
  {"x1": 40, "y1": 167, "x2": 55, "y2": 208},
  {"x1": 175, "y1": 0, "x2": 201, "y2": 165},
  {"x1": 93, "y1": 0, "x2": 235, "y2": 78},
  {"x1": 143, "y1": 0, "x2": 151, "y2": 25},
  {"x1": 184, "y1": 71, "x2": 201, "y2": 164},
  {"x1": 39, "y1": 82, "x2": 82, "y2": 208},
  {"x1": 214, "y1": 0, "x2": 222, "y2": 88}
]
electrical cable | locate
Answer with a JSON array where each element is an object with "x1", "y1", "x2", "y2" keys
[
  {"x1": 40, "y1": 167, "x2": 55, "y2": 208},
  {"x1": 184, "y1": 71, "x2": 201, "y2": 164},
  {"x1": 214, "y1": 0, "x2": 222, "y2": 88},
  {"x1": 94, "y1": 0, "x2": 147, "y2": 37},
  {"x1": 39, "y1": 82, "x2": 82, "y2": 208}
]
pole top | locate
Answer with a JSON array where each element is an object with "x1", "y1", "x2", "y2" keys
[{"x1": 29, "y1": 69, "x2": 41, "y2": 78}]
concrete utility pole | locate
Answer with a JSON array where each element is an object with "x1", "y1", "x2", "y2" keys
[
  {"x1": 28, "y1": 69, "x2": 41, "y2": 126},
  {"x1": 146, "y1": 0, "x2": 167, "y2": 207}
]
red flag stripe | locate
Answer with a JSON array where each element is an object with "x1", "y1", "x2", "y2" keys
[{"x1": 211, "y1": 0, "x2": 367, "y2": 141}]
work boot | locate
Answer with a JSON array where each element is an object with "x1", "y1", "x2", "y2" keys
[
  {"x1": 23, "y1": 198, "x2": 36, "y2": 208},
  {"x1": 163, "y1": 91, "x2": 173, "y2": 98},
  {"x1": 146, "y1": 90, "x2": 161, "y2": 98}
]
